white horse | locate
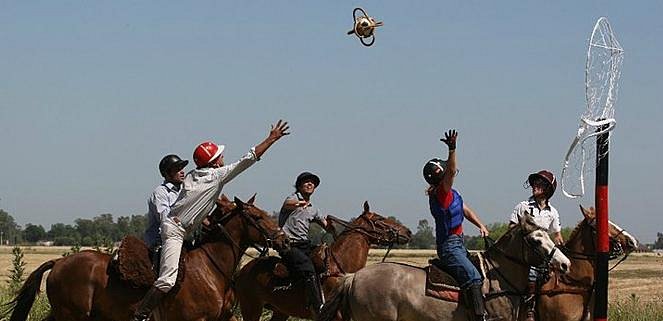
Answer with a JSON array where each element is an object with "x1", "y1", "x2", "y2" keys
[{"x1": 320, "y1": 215, "x2": 571, "y2": 321}]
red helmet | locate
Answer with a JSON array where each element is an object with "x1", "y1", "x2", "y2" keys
[
  {"x1": 193, "y1": 141, "x2": 225, "y2": 168},
  {"x1": 527, "y1": 170, "x2": 557, "y2": 198}
]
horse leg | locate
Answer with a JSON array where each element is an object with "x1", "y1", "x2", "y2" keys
[
  {"x1": 239, "y1": 301, "x2": 264, "y2": 321},
  {"x1": 40, "y1": 312, "x2": 55, "y2": 321},
  {"x1": 269, "y1": 311, "x2": 290, "y2": 321}
]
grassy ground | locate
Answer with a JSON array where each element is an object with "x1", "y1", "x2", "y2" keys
[{"x1": 0, "y1": 247, "x2": 660, "y2": 320}]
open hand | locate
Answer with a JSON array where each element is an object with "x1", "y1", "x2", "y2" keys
[
  {"x1": 269, "y1": 120, "x2": 290, "y2": 141},
  {"x1": 440, "y1": 129, "x2": 458, "y2": 150}
]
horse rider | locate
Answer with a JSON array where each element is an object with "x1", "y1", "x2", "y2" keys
[
  {"x1": 423, "y1": 129, "x2": 490, "y2": 321},
  {"x1": 278, "y1": 171, "x2": 334, "y2": 319},
  {"x1": 144, "y1": 154, "x2": 189, "y2": 257},
  {"x1": 508, "y1": 169, "x2": 563, "y2": 321},
  {"x1": 132, "y1": 120, "x2": 290, "y2": 321}
]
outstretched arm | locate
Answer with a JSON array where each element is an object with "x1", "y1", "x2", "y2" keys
[{"x1": 439, "y1": 130, "x2": 457, "y2": 194}]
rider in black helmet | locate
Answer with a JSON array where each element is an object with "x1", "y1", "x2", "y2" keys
[
  {"x1": 278, "y1": 171, "x2": 333, "y2": 319},
  {"x1": 424, "y1": 130, "x2": 489, "y2": 321},
  {"x1": 144, "y1": 154, "x2": 189, "y2": 250}
]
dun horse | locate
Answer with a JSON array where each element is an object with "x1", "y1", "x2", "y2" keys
[
  {"x1": 320, "y1": 215, "x2": 572, "y2": 321},
  {"x1": 532, "y1": 205, "x2": 638, "y2": 321},
  {"x1": 4, "y1": 195, "x2": 288, "y2": 321},
  {"x1": 236, "y1": 201, "x2": 412, "y2": 321}
]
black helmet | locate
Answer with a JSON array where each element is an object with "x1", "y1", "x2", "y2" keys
[
  {"x1": 159, "y1": 154, "x2": 189, "y2": 177},
  {"x1": 295, "y1": 172, "x2": 320, "y2": 188},
  {"x1": 423, "y1": 158, "x2": 447, "y2": 185}
]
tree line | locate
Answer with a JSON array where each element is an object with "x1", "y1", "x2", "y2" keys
[
  {"x1": 1, "y1": 208, "x2": 655, "y2": 250},
  {"x1": 0, "y1": 209, "x2": 146, "y2": 246}
]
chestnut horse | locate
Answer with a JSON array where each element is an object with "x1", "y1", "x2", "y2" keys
[
  {"x1": 235, "y1": 201, "x2": 412, "y2": 321},
  {"x1": 4, "y1": 195, "x2": 288, "y2": 321},
  {"x1": 531, "y1": 205, "x2": 637, "y2": 321},
  {"x1": 319, "y1": 215, "x2": 572, "y2": 321}
]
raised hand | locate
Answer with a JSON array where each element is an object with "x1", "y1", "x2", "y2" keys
[
  {"x1": 440, "y1": 129, "x2": 458, "y2": 151},
  {"x1": 255, "y1": 120, "x2": 290, "y2": 158},
  {"x1": 269, "y1": 120, "x2": 290, "y2": 142}
]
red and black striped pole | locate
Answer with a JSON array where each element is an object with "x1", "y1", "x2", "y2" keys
[{"x1": 594, "y1": 124, "x2": 610, "y2": 321}]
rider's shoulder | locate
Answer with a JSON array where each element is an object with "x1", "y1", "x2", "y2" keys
[{"x1": 514, "y1": 200, "x2": 531, "y2": 209}]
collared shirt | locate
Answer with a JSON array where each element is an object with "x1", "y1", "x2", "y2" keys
[
  {"x1": 279, "y1": 193, "x2": 326, "y2": 243},
  {"x1": 169, "y1": 148, "x2": 258, "y2": 235},
  {"x1": 510, "y1": 197, "x2": 561, "y2": 233},
  {"x1": 144, "y1": 182, "x2": 181, "y2": 249}
]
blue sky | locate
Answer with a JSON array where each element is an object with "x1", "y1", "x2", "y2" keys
[{"x1": 1, "y1": 2, "x2": 661, "y2": 242}]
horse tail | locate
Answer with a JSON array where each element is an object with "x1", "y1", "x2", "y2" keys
[
  {"x1": 319, "y1": 274, "x2": 355, "y2": 321},
  {"x1": 3, "y1": 259, "x2": 57, "y2": 321}
]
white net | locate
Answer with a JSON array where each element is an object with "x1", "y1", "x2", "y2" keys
[{"x1": 561, "y1": 17, "x2": 624, "y2": 199}]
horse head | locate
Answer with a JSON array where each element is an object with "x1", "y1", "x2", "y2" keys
[
  {"x1": 506, "y1": 214, "x2": 571, "y2": 274},
  {"x1": 579, "y1": 205, "x2": 638, "y2": 258},
  {"x1": 348, "y1": 201, "x2": 412, "y2": 246},
  {"x1": 205, "y1": 194, "x2": 289, "y2": 252}
]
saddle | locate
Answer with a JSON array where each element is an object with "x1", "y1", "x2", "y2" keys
[
  {"x1": 273, "y1": 243, "x2": 330, "y2": 279},
  {"x1": 110, "y1": 235, "x2": 187, "y2": 289},
  {"x1": 425, "y1": 253, "x2": 486, "y2": 303}
]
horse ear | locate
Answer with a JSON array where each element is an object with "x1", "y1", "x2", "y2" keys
[
  {"x1": 220, "y1": 194, "x2": 230, "y2": 202},
  {"x1": 248, "y1": 193, "x2": 257, "y2": 205},
  {"x1": 363, "y1": 201, "x2": 370, "y2": 213},
  {"x1": 519, "y1": 214, "x2": 535, "y2": 232},
  {"x1": 579, "y1": 205, "x2": 595, "y2": 219},
  {"x1": 234, "y1": 197, "x2": 245, "y2": 210}
]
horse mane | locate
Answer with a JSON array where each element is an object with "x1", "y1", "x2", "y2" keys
[{"x1": 565, "y1": 219, "x2": 588, "y2": 244}]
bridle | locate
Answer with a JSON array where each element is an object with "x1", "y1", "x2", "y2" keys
[
  {"x1": 327, "y1": 214, "x2": 406, "y2": 264},
  {"x1": 482, "y1": 225, "x2": 560, "y2": 299},
  {"x1": 557, "y1": 218, "x2": 630, "y2": 271},
  {"x1": 205, "y1": 202, "x2": 285, "y2": 257}
]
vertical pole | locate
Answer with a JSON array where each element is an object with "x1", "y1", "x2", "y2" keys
[{"x1": 594, "y1": 124, "x2": 610, "y2": 321}]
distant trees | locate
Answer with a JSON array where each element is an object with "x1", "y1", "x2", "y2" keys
[
  {"x1": 0, "y1": 208, "x2": 148, "y2": 246},
  {"x1": 0, "y1": 209, "x2": 22, "y2": 244},
  {"x1": 654, "y1": 232, "x2": 663, "y2": 250},
  {"x1": 410, "y1": 219, "x2": 435, "y2": 249},
  {"x1": 23, "y1": 224, "x2": 46, "y2": 243}
]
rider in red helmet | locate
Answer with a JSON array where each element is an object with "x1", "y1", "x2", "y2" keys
[
  {"x1": 132, "y1": 120, "x2": 290, "y2": 321},
  {"x1": 509, "y1": 169, "x2": 563, "y2": 321}
]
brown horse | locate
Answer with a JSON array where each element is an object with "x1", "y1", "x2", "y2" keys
[
  {"x1": 235, "y1": 201, "x2": 412, "y2": 321},
  {"x1": 531, "y1": 205, "x2": 638, "y2": 321},
  {"x1": 4, "y1": 194, "x2": 288, "y2": 321}
]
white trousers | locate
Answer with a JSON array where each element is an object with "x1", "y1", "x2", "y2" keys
[{"x1": 153, "y1": 217, "x2": 185, "y2": 292}]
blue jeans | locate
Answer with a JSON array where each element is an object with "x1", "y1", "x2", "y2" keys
[{"x1": 436, "y1": 234, "x2": 482, "y2": 289}]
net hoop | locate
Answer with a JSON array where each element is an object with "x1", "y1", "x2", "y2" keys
[{"x1": 561, "y1": 17, "x2": 623, "y2": 199}]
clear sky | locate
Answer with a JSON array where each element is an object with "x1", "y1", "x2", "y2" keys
[{"x1": 1, "y1": 2, "x2": 661, "y2": 243}]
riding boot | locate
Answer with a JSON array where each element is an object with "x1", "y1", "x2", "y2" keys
[
  {"x1": 524, "y1": 282, "x2": 537, "y2": 321},
  {"x1": 132, "y1": 286, "x2": 167, "y2": 321},
  {"x1": 304, "y1": 273, "x2": 324, "y2": 320},
  {"x1": 468, "y1": 284, "x2": 487, "y2": 321}
]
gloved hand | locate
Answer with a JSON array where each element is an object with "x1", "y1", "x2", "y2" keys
[{"x1": 440, "y1": 129, "x2": 458, "y2": 151}]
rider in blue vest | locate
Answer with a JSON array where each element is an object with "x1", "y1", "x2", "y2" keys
[{"x1": 423, "y1": 129, "x2": 490, "y2": 321}]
